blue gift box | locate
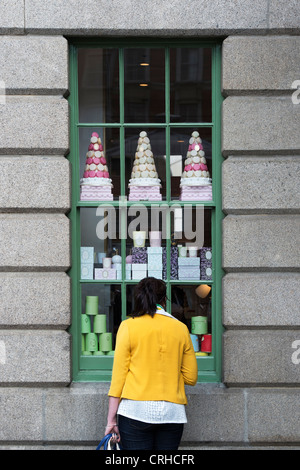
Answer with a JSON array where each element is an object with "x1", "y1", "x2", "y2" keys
[
  {"x1": 148, "y1": 254, "x2": 163, "y2": 269},
  {"x1": 178, "y1": 257, "x2": 200, "y2": 267},
  {"x1": 81, "y1": 263, "x2": 94, "y2": 279},
  {"x1": 132, "y1": 264, "x2": 147, "y2": 280},
  {"x1": 148, "y1": 270, "x2": 163, "y2": 280},
  {"x1": 81, "y1": 247, "x2": 94, "y2": 264},
  {"x1": 178, "y1": 267, "x2": 200, "y2": 279},
  {"x1": 147, "y1": 247, "x2": 163, "y2": 254}
]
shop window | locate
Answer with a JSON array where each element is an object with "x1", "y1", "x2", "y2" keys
[{"x1": 68, "y1": 40, "x2": 223, "y2": 382}]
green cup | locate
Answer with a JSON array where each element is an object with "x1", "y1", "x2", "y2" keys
[
  {"x1": 191, "y1": 316, "x2": 208, "y2": 335},
  {"x1": 99, "y1": 332, "x2": 112, "y2": 352},
  {"x1": 85, "y1": 296, "x2": 98, "y2": 316},
  {"x1": 93, "y1": 314, "x2": 106, "y2": 334},
  {"x1": 81, "y1": 314, "x2": 91, "y2": 333},
  {"x1": 86, "y1": 332, "x2": 98, "y2": 352}
]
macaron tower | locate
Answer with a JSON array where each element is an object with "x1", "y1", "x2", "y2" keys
[
  {"x1": 180, "y1": 131, "x2": 212, "y2": 201},
  {"x1": 80, "y1": 132, "x2": 113, "y2": 201},
  {"x1": 128, "y1": 131, "x2": 162, "y2": 201}
]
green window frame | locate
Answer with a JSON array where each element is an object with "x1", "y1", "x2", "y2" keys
[{"x1": 68, "y1": 38, "x2": 223, "y2": 383}]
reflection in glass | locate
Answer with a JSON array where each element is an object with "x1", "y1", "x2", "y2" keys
[
  {"x1": 79, "y1": 128, "x2": 120, "y2": 199},
  {"x1": 78, "y1": 48, "x2": 119, "y2": 123},
  {"x1": 170, "y1": 128, "x2": 212, "y2": 200},
  {"x1": 170, "y1": 48, "x2": 212, "y2": 123},
  {"x1": 124, "y1": 48, "x2": 165, "y2": 123},
  {"x1": 81, "y1": 284, "x2": 122, "y2": 355},
  {"x1": 125, "y1": 128, "x2": 166, "y2": 200},
  {"x1": 171, "y1": 284, "x2": 212, "y2": 355}
]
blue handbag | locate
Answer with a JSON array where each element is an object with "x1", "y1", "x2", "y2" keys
[{"x1": 96, "y1": 433, "x2": 122, "y2": 450}]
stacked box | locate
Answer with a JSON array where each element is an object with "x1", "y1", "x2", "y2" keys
[
  {"x1": 178, "y1": 257, "x2": 200, "y2": 280},
  {"x1": 132, "y1": 263, "x2": 148, "y2": 280},
  {"x1": 112, "y1": 263, "x2": 122, "y2": 280},
  {"x1": 126, "y1": 264, "x2": 132, "y2": 280},
  {"x1": 147, "y1": 248, "x2": 163, "y2": 279},
  {"x1": 80, "y1": 247, "x2": 94, "y2": 279},
  {"x1": 162, "y1": 247, "x2": 178, "y2": 280},
  {"x1": 200, "y1": 247, "x2": 212, "y2": 280},
  {"x1": 132, "y1": 247, "x2": 147, "y2": 263},
  {"x1": 94, "y1": 268, "x2": 117, "y2": 280}
]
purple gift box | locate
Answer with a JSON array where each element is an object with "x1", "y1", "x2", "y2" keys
[
  {"x1": 162, "y1": 247, "x2": 178, "y2": 280},
  {"x1": 132, "y1": 247, "x2": 147, "y2": 263}
]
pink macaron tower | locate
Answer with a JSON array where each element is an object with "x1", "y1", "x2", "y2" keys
[
  {"x1": 128, "y1": 131, "x2": 162, "y2": 201},
  {"x1": 80, "y1": 132, "x2": 113, "y2": 201},
  {"x1": 179, "y1": 131, "x2": 212, "y2": 201}
]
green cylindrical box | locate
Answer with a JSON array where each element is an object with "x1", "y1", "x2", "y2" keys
[
  {"x1": 106, "y1": 350, "x2": 115, "y2": 356},
  {"x1": 93, "y1": 314, "x2": 106, "y2": 334},
  {"x1": 99, "y1": 332, "x2": 112, "y2": 352},
  {"x1": 191, "y1": 316, "x2": 208, "y2": 335},
  {"x1": 81, "y1": 314, "x2": 91, "y2": 333},
  {"x1": 85, "y1": 296, "x2": 98, "y2": 316},
  {"x1": 86, "y1": 332, "x2": 98, "y2": 351}
]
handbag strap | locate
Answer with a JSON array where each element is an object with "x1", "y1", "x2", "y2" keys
[{"x1": 96, "y1": 433, "x2": 122, "y2": 450}]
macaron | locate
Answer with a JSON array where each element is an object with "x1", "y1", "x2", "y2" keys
[
  {"x1": 90, "y1": 136, "x2": 98, "y2": 143},
  {"x1": 96, "y1": 170, "x2": 104, "y2": 177},
  {"x1": 89, "y1": 170, "x2": 96, "y2": 177},
  {"x1": 93, "y1": 157, "x2": 100, "y2": 165},
  {"x1": 194, "y1": 163, "x2": 201, "y2": 171},
  {"x1": 103, "y1": 171, "x2": 109, "y2": 178},
  {"x1": 86, "y1": 157, "x2": 93, "y2": 165},
  {"x1": 88, "y1": 144, "x2": 94, "y2": 151},
  {"x1": 100, "y1": 157, "x2": 106, "y2": 165},
  {"x1": 92, "y1": 132, "x2": 99, "y2": 138},
  {"x1": 93, "y1": 144, "x2": 99, "y2": 150},
  {"x1": 83, "y1": 171, "x2": 89, "y2": 178}
]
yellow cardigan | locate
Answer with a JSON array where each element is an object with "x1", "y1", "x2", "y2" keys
[{"x1": 108, "y1": 313, "x2": 198, "y2": 405}]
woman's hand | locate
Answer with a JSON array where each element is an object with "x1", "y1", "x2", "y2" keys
[{"x1": 105, "y1": 423, "x2": 120, "y2": 442}]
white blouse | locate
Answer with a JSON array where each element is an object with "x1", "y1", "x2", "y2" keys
[{"x1": 117, "y1": 307, "x2": 187, "y2": 424}]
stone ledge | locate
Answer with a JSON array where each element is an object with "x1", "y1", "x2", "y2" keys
[
  {"x1": 222, "y1": 96, "x2": 300, "y2": 155},
  {"x1": 0, "y1": 273, "x2": 70, "y2": 328},
  {"x1": 0, "y1": 36, "x2": 68, "y2": 95},
  {"x1": 223, "y1": 214, "x2": 300, "y2": 271},
  {"x1": 223, "y1": 273, "x2": 300, "y2": 328},
  {"x1": 0, "y1": 96, "x2": 69, "y2": 155},
  {"x1": 0, "y1": 384, "x2": 300, "y2": 445},
  {"x1": 222, "y1": 156, "x2": 300, "y2": 214},
  {"x1": 223, "y1": 36, "x2": 300, "y2": 95},
  {"x1": 0, "y1": 214, "x2": 70, "y2": 271},
  {"x1": 223, "y1": 330, "x2": 300, "y2": 386}
]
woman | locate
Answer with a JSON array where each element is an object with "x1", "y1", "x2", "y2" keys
[{"x1": 105, "y1": 277, "x2": 198, "y2": 450}]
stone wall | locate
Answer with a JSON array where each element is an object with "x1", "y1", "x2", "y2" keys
[{"x1": 0, "y1": 1, "x2": 299, "y2": 449}]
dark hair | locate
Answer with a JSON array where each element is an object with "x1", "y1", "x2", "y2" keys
[{"x1": 131, "y1": 277, "x2": 167, "y2": 318}]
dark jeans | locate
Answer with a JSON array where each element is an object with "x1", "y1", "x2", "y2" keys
[{"x1": 118, "y1": 414, "x2": 184, "y2": 450}]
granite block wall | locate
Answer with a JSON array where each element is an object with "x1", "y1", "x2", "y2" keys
[{"x1": 0, "y1": 0, "x2": 299, "y2": 450}]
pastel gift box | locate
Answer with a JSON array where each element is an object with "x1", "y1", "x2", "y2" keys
[
  {"x1": 112, "y1": 263, "x2": 122, "y2": 279},
  {"x1": 94, "y1": 268, "x2": 117, "y2": 280},
  {"x1": 126, "y1": 264, "x2": 132, "y2": 280},
  {"x1": 132, "y1": 263, "x2": 147, "y2": 279},
  {"x1": 178, "y1": 257, "x2": 200, "y2": 267},
  {"x1": 147, "y1": 247, "x2": 163, "y2": 254},
  {"x1": 200, "y1": 266, "x2": 212, "y2": 280},
  {"x1": 148, "y1": 269, "x2": 163, "y2": 280},
  {"x1": 80, "y1": 247, "x2": 94, "y2": 264},
  {"x1": 147, "y1": 254, "x2": 163, "y2": 269},
  {"x1": 162, "y1": 247, "x2": 178, "y2": 280},
  {"x1": 81, "y1": 263, "x2": 94, "y2": 280},
  {"x1": 132, "y1": 247, "x2": 147, "y2": 263},
  {"x1": 178, "y1": 267, "x2": 200, "y2": 279},
  {"x1": 200, "y1": 247, "x2": 212, "y2": 261}
]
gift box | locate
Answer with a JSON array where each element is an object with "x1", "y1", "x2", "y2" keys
[
  {"x1": 126, "y1": 264, "x2": 132, "y2": 280},
  {"x1": 147, "y1": 247, "x2": 163, "y2": 254},
  {"x1": 200, "y1": 265, "x2": 212, "y2": 280},
  {"x1": 112, "y1": 263, "x2": 122, "y2": 280},
  {"x1": 81, "y1": 247, "x2": 94, "y2": 264},
  {"x1": 148, "y1": 269, "x2": 163, "y2": 280},
  {"x1": 81, "y1": 263, "x2": 94, "y2": 280},
  {"x1": 200, "y1": 247, "x2": 212, "y2": 261},
  {"x1": 178, "y1": 257, "x2": 200, "y2": 267},
  {"x1": 132, "y1": 247, "x2": 147, "y2": 263},
  {"x1": 94, "y1": 268, "x2": 117, "y2": 280},
  {"x1": 178, "y1": 267, "x2": 200, "y2": 280},
  {"x1": 132, "y1": 263, "x2": 147, "y2": 280},
  {"x1": 148, "y1": 254, "x2": 163, "y2": 269},
  {"x1": 163, "y1": 247, "x2": 178, "y2": 280}
]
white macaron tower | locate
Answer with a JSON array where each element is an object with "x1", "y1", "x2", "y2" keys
[
  {"x1": 80, "y1": 132, "x2": 113, "y2": 201},
  {"x1": 179, "y1": 131, "x2": 212, "y2": 201},
  {"x1": 128, "y1": 131, "x2": 162, "y2": 201}
]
